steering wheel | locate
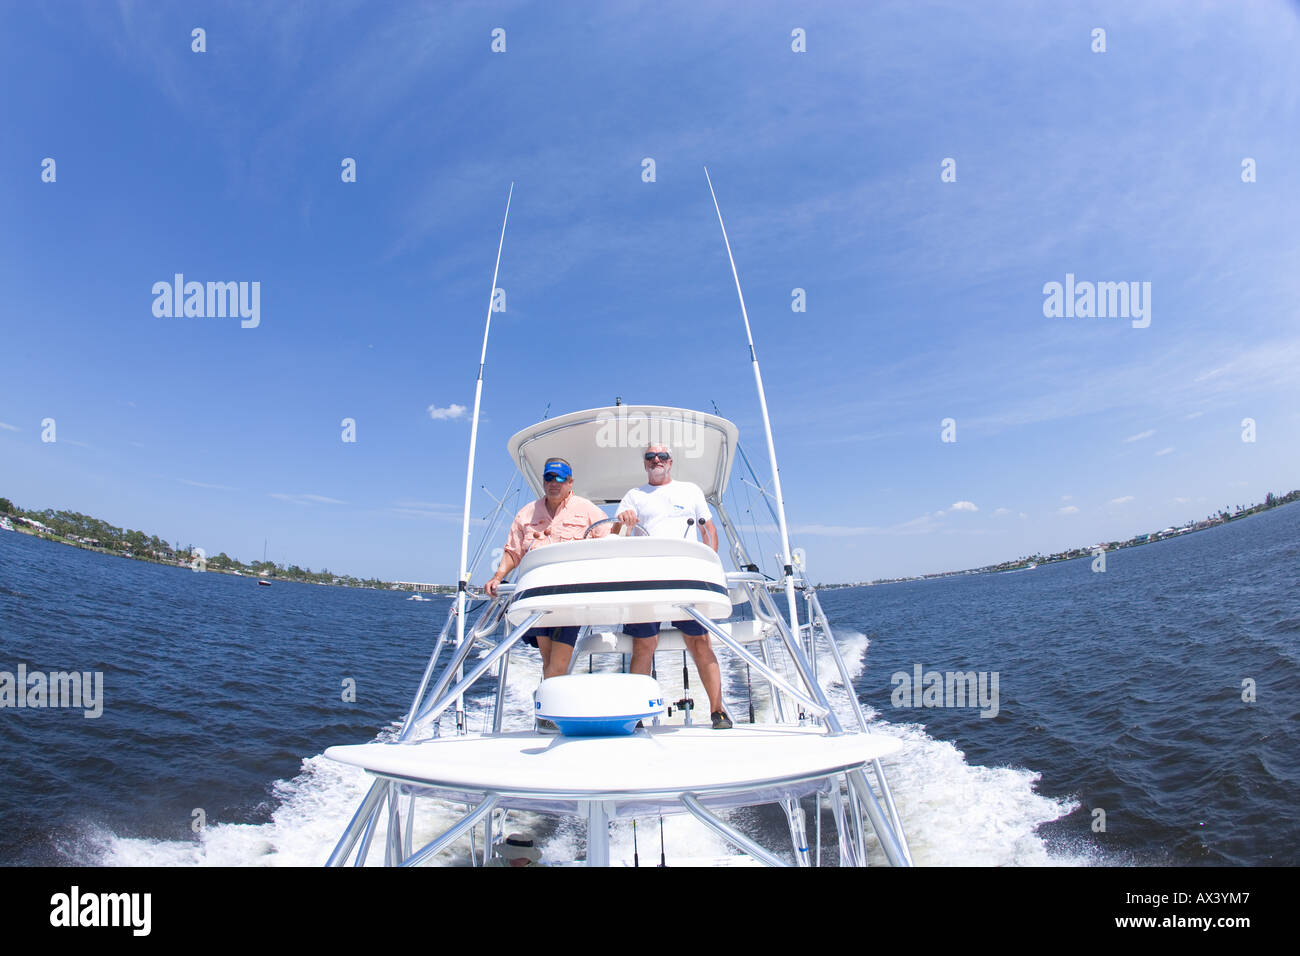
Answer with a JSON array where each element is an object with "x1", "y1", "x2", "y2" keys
[{"x1": 583, "y1": 517, "x2": 650, "y2": 539}]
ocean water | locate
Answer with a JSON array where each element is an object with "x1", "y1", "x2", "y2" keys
[{"x1": 0, "y1": 502, "x2": 1295, "y2": 866}]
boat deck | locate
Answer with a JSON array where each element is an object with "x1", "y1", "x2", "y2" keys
[{"x1": 326, "y1": 724, "x2": 901, "y2": 814}]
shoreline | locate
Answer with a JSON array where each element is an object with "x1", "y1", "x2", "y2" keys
[{"x1": 5, "y1": 490, "x2": 1295, "y2": 592}]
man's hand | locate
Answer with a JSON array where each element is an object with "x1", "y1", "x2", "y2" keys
[
  {"x1": 616, "y1": 510, "x2": 638, "y2": 528},
  {"x1": 485, "y1": 575, "x2": 503, "y2": 597}
]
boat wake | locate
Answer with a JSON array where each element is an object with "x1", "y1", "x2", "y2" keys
[{"x1": 70, "y1": 630, "x2": 1082, "y2": 866}]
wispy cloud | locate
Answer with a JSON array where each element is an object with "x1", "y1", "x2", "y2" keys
[
  {"x1": 950, "y1": 500, "x2": 978, "y2": 512},
  {"x1": 0, "y1": 422, "x2": 19, "y2": 432},
  {"x1": 1059, "y1": 505, "x2": 1080, "y2": 515},
  {"x1": 393, "y1": 499, "x2": 458, "y2": 511},
  {"x1": 180, "y1": 479, "x2": 238, "y2": 491},
  {"x1": 1155, "y1": 447, "x2": 1175, "y2": 456},
  {"x1": 428, "y1": 404, "x2": 467, "y2": 421},
  {"x1": 391, "y1": 506, "x2": 483, "y2": 523},
  {"x1": 1110, "y1": 495, "x2": 1135, "y2": 505},
  {"x1": 1124, "y1": 429, "x2": 1156, "y2": 443},
  {"x1": 270, "y1": 493, "x2": 347, "y2": 505}
]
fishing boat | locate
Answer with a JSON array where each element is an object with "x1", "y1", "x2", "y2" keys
[{"x1": 323, "y1": 174, "x2": 912, "y2": 867}]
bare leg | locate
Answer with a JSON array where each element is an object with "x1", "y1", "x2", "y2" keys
[
  {"x1": 684, "y1": 635, "x2": 724, "y2": 715},
  {"x1": 630, "y1": 636, "x2": 658, "y2": 676},
  {"x1": 546, "y1": 642, "x2": 574, "y2": 679},
  {"x1": 536, "y1": 635, "x2": 553, "y2": 677}
]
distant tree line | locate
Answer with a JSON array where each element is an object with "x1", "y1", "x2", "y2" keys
[{"x1": 0, "y1": 497, "x2": 394, "y2": 590}]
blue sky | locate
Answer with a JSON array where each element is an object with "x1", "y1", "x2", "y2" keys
[{"x1": 3, "y1": 0, "x2": 1298, "y2": 583}]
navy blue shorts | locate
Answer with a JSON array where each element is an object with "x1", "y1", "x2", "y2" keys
[
  {"x1": 623, "y1": 620, "x2": 707, "y2": 639},
  {"x1": 522, "y1": 626, "x2": 579, "y2": 648}
]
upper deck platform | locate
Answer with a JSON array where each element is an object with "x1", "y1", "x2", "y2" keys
[
  {"x1": 325, "y1": 724, "x2": 902, "y2": 809},
  {"x1": 507, "y1": 405, "x2": 740, "y2": 504}
]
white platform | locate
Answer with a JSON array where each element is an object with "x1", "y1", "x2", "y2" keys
[{"x1": 325, "y1": 725, "x2": 902, "y2": 802}]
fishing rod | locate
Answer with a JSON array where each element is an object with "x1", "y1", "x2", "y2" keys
[
  {"x1": 454, "y1": 183, "x2": 514, "y2": 732},
  {"x1": 704, "y1": 168, "x2": 801, "y2": 642}
]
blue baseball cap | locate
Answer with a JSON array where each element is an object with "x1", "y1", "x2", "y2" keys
[{"x1": 543, "y1": 460, "x2": 572, "y2": 482}]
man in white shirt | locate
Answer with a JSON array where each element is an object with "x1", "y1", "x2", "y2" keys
[{"x1": 614, "y1": 444, "x2": 732, "y2": 729}]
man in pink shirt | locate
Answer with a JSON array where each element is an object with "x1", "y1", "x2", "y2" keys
[{"x1": 485, "y1": 457, "x2": 609, "y2": 680}]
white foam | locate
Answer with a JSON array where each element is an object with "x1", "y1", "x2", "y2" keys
[{"x1": 72, "y1": 628, "x2": 1082, "y2": 867}]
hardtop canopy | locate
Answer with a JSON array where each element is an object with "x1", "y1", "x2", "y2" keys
[{"x1": 506, "y1": 405, "x2": 740, "y2": 504}]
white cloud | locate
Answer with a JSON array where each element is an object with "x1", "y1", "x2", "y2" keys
[
  {"x1": 1155, "y1": 447, "x2": 1174, "y2": 456},
  {"x1": 950, "y1": 500, "x2": 978, "y2": 512},
  {"x1": 180, "y1": 479, "x2": 238, "y2": 491},
  {"x1": 992, "y1": 507, "x2": 1012, "y2": 516},
  {"x1": 270, "y1": 493, "x2": 347, "y2": 505},
  {"x1": 1059, "y1": 505, "x2": 1080, "y2": 515},
  {"x1": 1124, "y1": 429, "x2": 1156, "y2": 442},
  {"x1": 428, "y1": 404, "x2": 467, "y2": 421},
  {"x1": 0, "y1": 422, "x2": 19, "y2": 431}
]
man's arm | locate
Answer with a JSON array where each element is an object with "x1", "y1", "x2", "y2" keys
[
  {"x1": 613, "y1": 490, "x2": 638, "y2": 534},
  {"x1": 699, "y1": 518, "x2": 719, "y2": 552},
  {"x1": 485, "y1": 549, "x2": 520, "y2": 596},
  {"x1": 486, "y1": 509, "x2": 528, "y2": 595},
  {"x1": 694, "y1": 485, "x2": 718, "y2": 552}
]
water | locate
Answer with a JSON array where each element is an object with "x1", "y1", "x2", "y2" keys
[
  {"x1": 819, "y1": 501, "x2": 1300, "y2": 866},
  {"x1": 1, "y1": 503, "x2": 1295, "y2": 865}
]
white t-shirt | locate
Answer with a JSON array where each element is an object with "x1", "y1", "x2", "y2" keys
[{"x1": 617, "y1": 480, "x2": 713, "y2": 541}]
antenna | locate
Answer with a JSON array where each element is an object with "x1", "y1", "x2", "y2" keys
[
  {"x1": 704, "y1": 167, "x2": 801, "y2": 639},
  {"x1": 454, "y1": 183, "x2": 514, "y2": 729}
]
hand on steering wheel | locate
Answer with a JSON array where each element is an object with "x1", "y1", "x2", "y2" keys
[{"x1": 583, "y1": 517, "x2": 650, "y2": 539}]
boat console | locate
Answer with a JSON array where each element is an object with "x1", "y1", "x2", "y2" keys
[{"x1": 507, "y1": 536, "x2": 731, "y2": 629}]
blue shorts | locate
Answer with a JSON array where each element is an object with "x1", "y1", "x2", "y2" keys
[
  {"x1": 522, "y1": 626, "x2": 579, "y2": 648},
  {"x1": 623, "y1": 620, "x2": 707, "y2": 639}
]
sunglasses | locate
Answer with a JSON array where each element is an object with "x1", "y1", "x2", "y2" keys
[
  {"x1": 543, "y1": 472, "x2": 570, "y2": 483},
  {"x1": 644, "y1": 452, "x2": 671, "y2": 462}
]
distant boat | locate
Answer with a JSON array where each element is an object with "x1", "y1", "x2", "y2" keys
[
  {"x1": 407, "y1": 593, "x2": 432, "y2": 601},
  {"x1": 0, "y1": 516, "x2": 14, "y2": 531},
  {"x1": 258, "y1": 579, "x2": 271, "y2": 587}
]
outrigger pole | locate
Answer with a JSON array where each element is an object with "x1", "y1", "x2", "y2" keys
[
  {"x1": 454, "y1": 183, "x2": 515, "y2": 728},
  {"x1": 704, "y1": 168, "x2": 802, "y2": 642}
]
